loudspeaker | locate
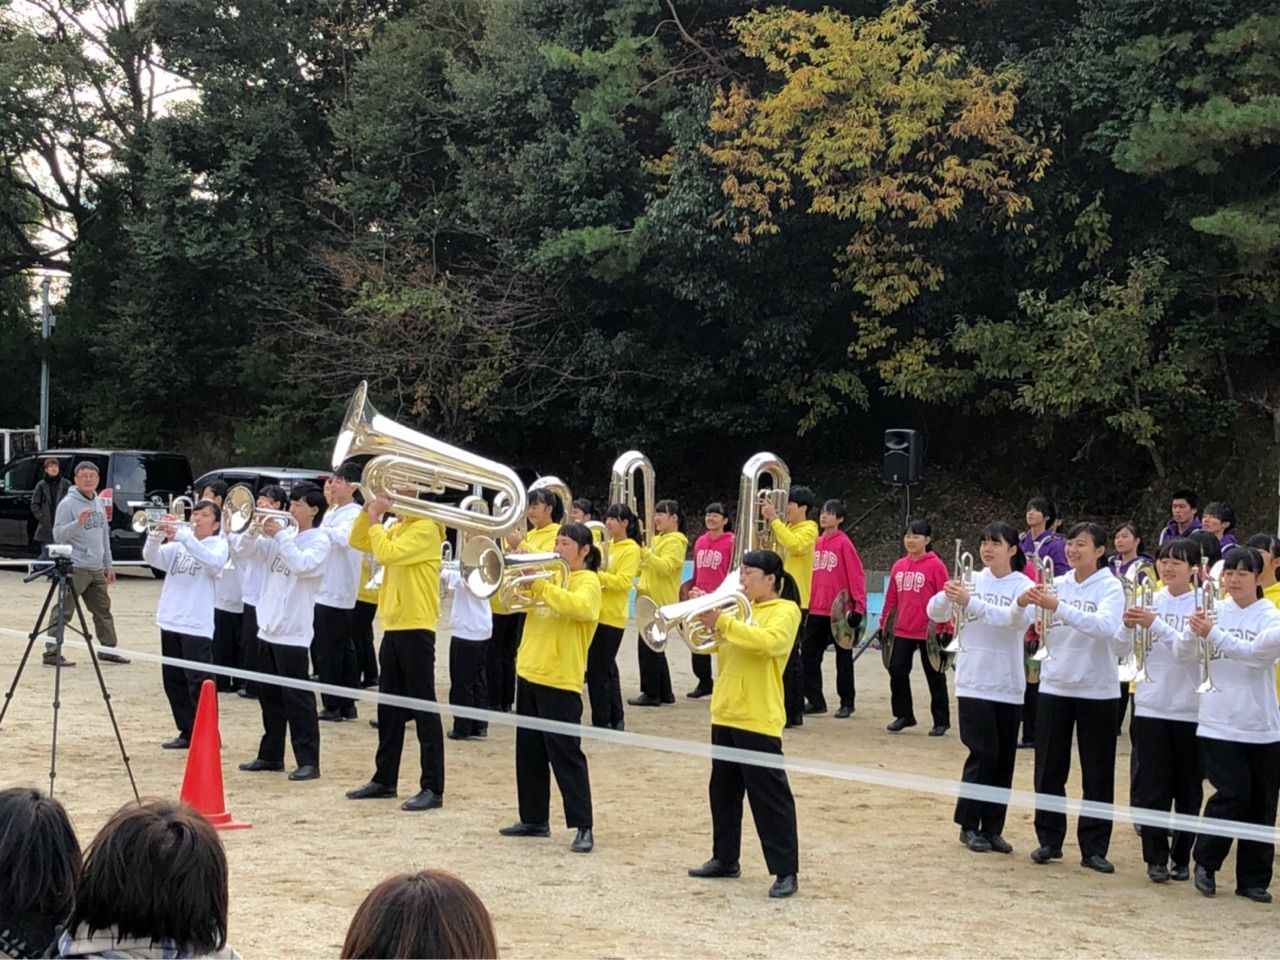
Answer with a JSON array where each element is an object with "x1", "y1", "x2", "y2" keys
[{"x1": 882, "y1": 429, "x2": 923, "y2": 485}]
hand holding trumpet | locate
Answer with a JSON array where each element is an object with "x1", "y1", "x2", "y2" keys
[
  {"x1": 1188, "y1": 610, "x2": 1215, "y2": 639},
  {"x1": 1122, "y1": 606, "x2": 1157, "y2": 629},
  {"x1": 1018, "y1": 585, "x2": 1059, "y2": 611},
  {"x1": 942, "y1": 579, "x2": 971, "y2": 607}
]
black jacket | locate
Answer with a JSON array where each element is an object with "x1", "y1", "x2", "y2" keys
[{"x1": 30, "y1": 476, "x2": 71, "y2": 543}]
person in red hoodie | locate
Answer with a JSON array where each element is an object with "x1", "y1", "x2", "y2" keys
[
  {"x1": 687, "y1": 502, "x2": 736, "y2": 699},
  {"x1": 875, "y1": 519, "x2": 951, "y2": 735},
  {"x1": 803, "y1": 499, "x2": 867, "y2": 719}
]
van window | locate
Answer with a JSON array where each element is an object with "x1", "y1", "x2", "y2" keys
[
  {"x1": 112, "y1": 454, "x2": 193, "y2": 496},
  {"x1": 1, "y1": 456, "x2": 39, "y2": 491}
]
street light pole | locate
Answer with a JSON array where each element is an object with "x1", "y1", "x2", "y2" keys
[{"x1": 39, "y1": 276, "x2": 51, "y2": 449}]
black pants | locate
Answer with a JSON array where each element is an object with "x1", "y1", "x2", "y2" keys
[
  {"x1": 1033, "y1": 692, "x2": 1118, "y2": 858},
  {"x1": 637, "y1": 634, "x2": 674, "y2": 701},
  {"x1": 1194, "y1": 737, "x2": 1280, "y2": 891},
  {"x1": 211, "y1": 608, "x2": 243, "y2": 692},
  {"x1": 1129, "y1": 715, "x2": 1202, "y2": 867},
  {"x1": 1117, "y1": 683, "x2": 1131, "y2": 734},
  {"x1": 240, "y1": 603, "x2": 261, "y2": 697},
  {"x1": 374, "y1": 629, "x2": 445, "y2": 794},
  {"x1": 256, "y1": 641, "x2": 320, "y2": 768},
  {"x1": 954, "y1": 697, "x2": 1021, "y2": 836},
  {"x1": 314, "y1": 604, "x2": 358, "y2": 712},
  {"x1": 515, "y1": 678, "x2": 592, "y2": 828},
  {"x1": 690, "y1": 650, "x2": 714, "y2": 694},
  {"x1": 889, "y1": 638, "x2": 950, "y2": 727},
  {"x1": 586, "y1": 623, "x2": 625, "y2": 728},
  {"x1": 487, "y1": 612, "x2": 525, "y2": 711},
  {"x1": 802, "y1": 613, "x2": 854, "y2": 711},
  {"x1": 449, "y1": 637, "x2": 490, "y2": 737},
  {"x1": 783, "y1": 613, "x2": 805, "y2": 723},
  {"x1": 160, "y1": 630, "x2": 213, "y2": 739},
  {"x1": 1021, "y1": 680, "x2": 1038, "y2": 745},
  {"x1": 709, "y1": 724, "x2": 799, "y2": 876},
  {"x1": 353, "y1": 599, "x2": 379, "y2": 686}
]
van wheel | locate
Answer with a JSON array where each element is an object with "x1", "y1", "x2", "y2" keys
[{"x1": 151, "y1": 568, "x2": 166, "y2": 580}]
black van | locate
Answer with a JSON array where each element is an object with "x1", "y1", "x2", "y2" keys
[{"x1": 0, "y1": 449, "x2": 194, "y2": 560}]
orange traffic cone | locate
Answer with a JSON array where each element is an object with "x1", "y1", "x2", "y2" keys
[{"x1": 180, "y1": 679, "x2": 251, "y2": 830}]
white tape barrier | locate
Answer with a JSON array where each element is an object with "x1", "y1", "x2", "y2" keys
[{"x1": 1, "y1": 626, "x2": 1277, "y2": 846}]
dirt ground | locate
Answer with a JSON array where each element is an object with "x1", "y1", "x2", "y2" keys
[{"x1": 0, "y1": 568, "x2": 1276, "y2": 959}]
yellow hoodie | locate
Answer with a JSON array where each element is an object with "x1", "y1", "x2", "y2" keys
[
  {"x1": 349, "y1": 512, "x2": 443, "y2": 631},
  {"x1": 492, "y1": 521, "x2": 562, "y2": 615},
  {"x1": 638, "y1": 530, "x2": 688, "y2": 607},
  {"x1": 517, "y1": 569, "x2": 602, "y2": 691},
  {"x1": 770, "y1": 518, "x2": 818, "y2": 609},
  {"x1": 1267, "y1": 581, "x2": 1280, "y2": 697},
  {"x1": 597, "y1": 537, "x2": 640, "y2": 628},
  {"x1": 357, "y1": 557, "x2": 380, "y2": 605},
  {"x1": 709, "y1": 598, "x2": 801, "y2": 737}
]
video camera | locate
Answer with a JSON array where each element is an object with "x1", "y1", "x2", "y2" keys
[{"x1": 24, "y1": 544, "x2": 74, "y2": 583}]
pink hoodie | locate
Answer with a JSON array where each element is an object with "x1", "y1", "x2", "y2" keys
[
  {"x1": 809, "y1": 530, "x2": 867, "y2": 617},
  {"x1": 693, "y1": 531, "x2": 736, "y2": 594},
  {"x1": 882, "y1": 552, "x2": 950, "y2": 640}
]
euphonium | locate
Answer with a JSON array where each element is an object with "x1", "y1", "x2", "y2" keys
[
  {"x1": 942, "y1": 538, "x2": 974, "y2": 655},
  {"x1": 635, "y1": 576, "x2": 752, "y2": 654},
  {"x1": 735, "y1": 452, "x2": 790, "y2": 563},
  {"x1": 609, "y1": 450, "x2": 655, "y2": 549},
  {"x1": 1031, "y1": 554, "x2": 1058, "y2": 661},
  {"x1": 465, "y1": 477, "x2": 575, "y2": 602},
  {"x1": 1195, "y1": 559, "x2": 1221, "y2": 694}
]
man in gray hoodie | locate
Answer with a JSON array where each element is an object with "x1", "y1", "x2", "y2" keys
[{"x1": 46, "y1": 461, "x2": 129, "y2": 666}]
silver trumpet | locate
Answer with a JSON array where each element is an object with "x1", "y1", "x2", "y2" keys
[
  {"x1": 1031, "y1": 554, "x2": 1058, "y2": 662},
  {"x1": 942, "y1": 539, "x2": 974, "y2": 655},
  {"x1": 1119, "y1": 562, "x2": 1158, "y2": 684},
  {"x1": 131, "y1": 494, "x2": 196, "y2": 534},
  {"x1": 636, "y1": 577, "x2": 752, "y2": 654},
  {"x1": 1195, "y1": 559, "x2": 1221, "y2": 694},
  {"x1": 221, "y1": 484, "x2": 297, "y2": 537}
]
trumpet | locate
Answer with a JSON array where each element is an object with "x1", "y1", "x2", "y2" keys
[
  {"x1": 1031, "y1": 554, "x2": 1058, "y2": 662},
  {"x1": 221, "y1": 484, "x2": 298, "y2": 537},
  {"x1": 942, "y1": 539, "x2": 974, "y2": 655},
  {"x1": 131, "y1": 495, "x2": 196, "y2": 534},
  {"x1": 636, "y1": 577, "x2": 752, "y2": 654},
  {"x1": 1195, "y1": 559, "x2": 1221, "y2": 694},
  {"x1": 1119, "y1": 562, "x2": 1158, "y2": 685},
  {"x1": 735, "y1": 452, "x2": 790, "y2": 563},
  {"x1": 609, "y1": 450, "x2": 655, "y2": 549}
]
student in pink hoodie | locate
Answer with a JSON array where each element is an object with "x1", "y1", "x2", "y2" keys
[
  {"x1": 687, "y1": 502, "x2": 736, "y2": 699},
  {"x1": 803, "y1": 499, "x2": 867, "y2": 719},
  {"x1": 874, "y1": 519, "x2": 951, "y2": 735}
]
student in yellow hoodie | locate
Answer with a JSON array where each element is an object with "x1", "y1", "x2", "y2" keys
[
  {"x1": 344, "y1": 492, "x2": 447, "y2": 813},
  {"x1": 630, "y1": 499, "x2": 688, "y2": 707},
  {"x1": 761, "y1": 485, "x2": 819, "y2": 727},
  {"x1": 687, "y1": 548, "x2": 802, "y2": 899},
  {"x1": 587, "y1": 503, "x2": 641, "y2": 730},
  {"x1": 499, "y1": 522, "x2": 602, "y2": 853},
  {"x1": 1247, "y1": 533, "x2": 1280, "y2": 698}
]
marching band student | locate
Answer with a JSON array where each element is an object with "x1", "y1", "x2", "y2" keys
[
  {"x1": 228, "y1": 484, "x2": 287, "y2": 701},
  {"x1": 876, "y1": 520, "x2": 950, "y2": 735},
  {"x1": 1158, "y1": 489, "x2": 1201, "y2": 545},
  {"x1": 1178, "y1": 546, "x2": 1280, "y2": 903},
  {"x1": 1019, "y1": 498, "x2": 1068, "y2": 748},
  {"x1": 315, "y1": 464, "x2": 364, "y2": 723},
  {"x1": 143, "y1": 500, "x2": 229, "y2": 750},
  {"x1": 499, "y1": 523, "x2": 601, "y2": 853},
  {"x1": 803, "y1": 500, "x2": 866, "y2": 718},
  {"x1": 1180, "y1": 546, "x2": 1280, "y2": 900},
  {"x1": 354, "y1": 557, "x2": 380, "y2": 689},
  {"x1": 587, "y1": 504, "x2": 640, "y2": 729},
  {"x1": 687, "y1": 502, "x2": 735, "y2": 699},
  {"x1": 569, "y1": 498, "x2": 595, "y2": 523},
  {"x1": 1201, "y1": 502, "x2": 1238, "y2": 551},
  {"x1": 1019, "y1": 521, "x2": 1127, "y2": 872},
  {"x1": 199, "y1": 482, "x2": 243, "y2": 694},
  {"x1": 1120, "y1": 538, "x2": 1201, "y2": 883},
  {"x1": 926, "y1": 522, "x2": 1033, "y2": 854},
  {"x1": 1187, "y1": 529, "x2": 1223, "y2": 571},
  {"x1": 1245, "y1": 533, "x2": 1280, "y2": 699},
  {"x1": 443, "y1": 555, "x2": 492, "y2": 741},
  {"x1": 687, "y1": 549, "x2": 802, "y2": 899},
  {"x1": 630, "y1": 500, "x2": 686, "y2": 707},
  {"x1": 1110, "y1": 522, "x2": 1154, "y2": 733},
  {"x1": 345, "y1": 489, "x2": 447, "y2": 811},
  {"x1": 237, "y1": 487, "x2": 330, "y2": 781},
  {"x1": 761, "y1": 486, "x2": 818, "y2": 728}
]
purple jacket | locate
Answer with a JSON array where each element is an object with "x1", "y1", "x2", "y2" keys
[
  {"x1": 1020, "y1": 529, "x2": 1068, "y2": 577},
  {"x1": 1158, "y1": 517, "x2": 1201, "y2": 545}
]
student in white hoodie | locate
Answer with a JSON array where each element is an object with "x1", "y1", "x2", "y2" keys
[
  {"x1": 199, "y1": 480, "x2": 244, "y2": 694},
  {"x1": 142, "y1": 500, "x2": 230, "y2": 750},
  {"x1": 228, "y1": 484, "x2": 288, "y2": 701},
  {"x1": 1119, "y1": 537, "x2": 1202, "y2": 884},
  {"x1": 315, "y1": 463, "x2": 365, "y2": 723},
  {"x1": 1018, "y1": 521, "x2": 1127, "y2": 873},
  {"x1": 1178, "y1": 546, "x2": 1280, "y2": 903},
  {"x1": 927, "y1": 522, "x2": 1034, "y2": 855},
  {"x1": 442, "y1": 542, "x2": 493, "y2": 741},
  {"x1": 237, "y1": 486, "x2": 331, "y2": 782}
]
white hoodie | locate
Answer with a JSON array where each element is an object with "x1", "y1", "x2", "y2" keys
[
  {"x1": 1174, "y1": 597, "x2": 1280, "y2": 744},
  {"x1": 1038, "y1": 566, "x2": 1128, "y2": 700},
  {"x1": 1119, "y1": 588, "x2": 1199, "y2": 723},
  {"x1": 316, "y1": 501, "x2": 362, "y2": 610},
  {"x1": 142, "y1": 529, "x2": 229, "y2": 639},
  {"x1": 252, "y1": 528, "x2": 331, "y2": 648},
  {"x1": 442, "y1": 566, "x2": 493, "y2": 641},
  {"x1": 927, "y1": 568, "x2": 1033, "y2": 705},
  {"x1": 213, "y1": 534, "x2": 243, "y2": 614},
  {"x1": 229, "y1": 532, "x2": 267, "y2": 608}
]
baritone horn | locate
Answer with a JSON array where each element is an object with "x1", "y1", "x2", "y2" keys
[
  {"x1": 463, "y1": 477, "x2": 576, "y2": 601},
  {"x1": 635, "y1": 578, "x2": 752, "y2": 654}
]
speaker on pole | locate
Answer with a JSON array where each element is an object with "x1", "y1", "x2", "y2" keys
[{"x1": 882, "y1": 429, "x2": 923, "y2": 486}]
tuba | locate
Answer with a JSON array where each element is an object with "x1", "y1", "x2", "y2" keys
[
  {"x1": 609, "y1": 450, "x2": 655, "y2": 549},
  {"x1": 735, "y1": 452, "x2": 790, "y2": 563},
  {"x1": 941, "y1": 539, "x2": 975, "y2": 655},
  {"x1": 1195, "y1": 559, "x2": 1221, "y2": 694}
]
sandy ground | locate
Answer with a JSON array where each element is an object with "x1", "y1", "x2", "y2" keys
[{"x1": 0, "y1": 568, "x2": 1276, "y2": 959}]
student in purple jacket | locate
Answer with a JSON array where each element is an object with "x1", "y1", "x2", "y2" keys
[
  {"x1": 1200, "y1": 502, "x2": 1237, "y2": 552},
  {"x1": 1158, "y1": 489, "x2": 1201, "y2": 546}
]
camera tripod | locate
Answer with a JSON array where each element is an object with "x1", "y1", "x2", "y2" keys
[{"x1": 0, "y1": 558, "x2": 139, "y2": 800}]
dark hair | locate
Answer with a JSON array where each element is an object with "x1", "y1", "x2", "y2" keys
[
  {"x1": 1171, "y1": 488, "x2": 1199, "y2": 511},
  {"x1": 1066, "y1": 521, "x2": 1109, "y2": 570},
  {"x1": 557, "y1": 521, "x2": 601, "y2": 572},
  {"x1": 69, "y1": 800, "x2": 229, "y2": 954},
  {"x1": 1025, "y1": 496, "x2": 1057, "y2": 524},
  {"x1": 1113, "y1": 521, "x2": 1145, "y2": 556},
  {"x1": 821, "y1": 499, "x2": 847, "y2": 520},
  {"x1": 654, "y1": 498, "x2": 683, "y2": 532},
  {"x1": 1156, "y1": 538, "x2": 1201, "y2": 567},
  {"x1": 741, "y1": 549, "x2": 802, "y2": 604},
  {"x1": 191, "y1": 499, "x2": 222, "y2": 532},
  {"x1": 0, "y1": 787, "x2": 80, "y2": 924},
  {"x1": 199, "y1": 479, "x2": 229, "y2": 502},
  {"x1": 528, "y1": 487, "x2": 564, "y2": 524},
  {"x1": 787, "y1": 485, "x2": 817, "y2": 511},
  {"x1": 571, "y1": 497, "x2": 594, "y2": 520},
  {"x1": 904, "y1": 518, "x2": 934, "y2": 552},
  {"x1": 258, "y1": 484, "x2": 288, "y2": 510},
  {"x1": 1246, "y1": 533, "x2": 1280, "y2": 558},
  {"x1": 341, "y1": 869, "x2": 497, "y2": 959},
  {"x1": 980, "y1": 522, "x2": 1026, "y2": 572},
  {"x1": 703, "y1": 501, "x2": 730, "y2": 530},
  {"x1": 334, "y1": 461, "x2": 363, "y2": 484},
  {"x1": 73, "y1": 460, "x2": 99, "y2": 476},
  {"x1": 1202, "y1": 501, "x2": 1236, "y2": 534},
  {"x1": 604, "y1": 503, "x2": 640, "y2": 542},
  {"x1": 43, "y1": 457, "x2": 61, "y2": 470},
  {"x1": 291, "y1": 486, "x2": 328, "y2": 526},
  {"x1": 1222, "y1": 546, "x2": 1266, "y2": 599},
  {"x1": 1187, "y1": 529, "x2": 1222, "y2": 568}
]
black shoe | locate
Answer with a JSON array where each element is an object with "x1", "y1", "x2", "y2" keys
[
  {"x1": 236, "y1": 688, "x2": 257, "y2": 699},
  {"x1": 886, "y1": 718, "x2": 917, "y2": 733},
  {"x1": 238, "y1": 758, "x2": 284, "y2": 772},
  {"x1": 499, "y1": 821, "x2": 550, "y2": 838},
  {"x1": 162, "y1": 736, "x2": 190, "y2": 750},
  {"x1": 784, "y1": 718, "x2": 802, "y2": 729},
  {"x1": 362, "y1": 676, "x2": 380, "y2": 689},
  {"x1": 959, "y1": 829, "x2": 990, "y2": 852},
  {"x1": 447, "y1": 729, "x2": 478, "y2": 741},
  {"x1": 571, "y1": 827, "x2": 594, "y2": 853},
  {"x1": 986, "y1": 834, "x2": 1013, "y2": 854},
  {"x1": 1147, "y1": 863, "x2": 1170, "y2": 883},
  {"x1": 628, "y1": 694, "x2": 662, "y2": 707},
  {"x1": 289, "y1": 765, "x2": 320, "y2": 781},
  {"x1": 688, "y1": 858, "x2": 741, "y2": 879},
  {"x1": 1194, "y1": 865, "x2": 1215, "y2": 897},
  {"x1": 1081, "y1": 854, "x2": 1114, "y2": 874},
  {"x1": 660, "y1": 693, "x2": 676, "y2": 704},
  {"x1": 1236, "y1": 887, "x2": 1272, "y2": 904},
  {"x1": 317, "y1": 709, "x2": 345, "y2": 722},
  {"x1": 401, "y1": 789, "x2": 443, "y2": 811},
  {"x1": 768, "y1": 874, "x2": 798, "y2": 899},
  {"x1": 369, "y1": 719, "x2": 379, "y2": 729},
  {"x1": 473, "y1": 727, "x2": 488, "y2": 738},
  {"x1": 42, "y1": 653, "x2": 75, "y2": 667},
  {"x1": 686, "y1": 686, "x2": 713, "y2": 700},
  {"x1": 1170, "y1": 864, "x2": 1190, "y2": 882},
  {"x1": 346, "y1": 781, "x2": 396, "y2": 800},
  {"x1": 610, "y1": 720, "x2": 625, "y2": 731},
  {"x1": 803, "y1": 703, "x2": 828, "y2": 716},
  {"x1": 834, "y1": 704, "x2": 854, "y2": 719},
  {"x1": 1017, "y1": 739, "x2": 1034, "y2": 749},
  {"x1": 341, "y1": 707, "x2": 358, "y2": 720},
  {"x1": 1030, "y1": 845, "x2": 1062, "y2": 864},
  {"x1": 97, "y1": 650, "x2": 130, "y2": 664},
  {"x1": 928, "y1": 724, "x2": 950, "y2": 737}
]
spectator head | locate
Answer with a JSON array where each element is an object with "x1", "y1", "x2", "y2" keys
[
  {"x1": 341, "y1": 870, "x2": 498, "y2": 960},
  {"x1": 43, "y1": 458, "x2": 61, "y2": 477},
  {"x1": 0, "y1": 787, "x2": 80, "y2": 928},
  {"x1": 72, "y1": 462, "x2": 99, "y2": 496},
  {"x1": 1170, "y1": 489, "x2": 1199, "y2": 524},
  {"x1": 1201, "y1": 501, "x2": 1236, "y2": 538},
  {"x1": 1025, "y1": 496, "x2": 1056, "y2": 530},
  {"x1": 68, "y1": 800, "x2": 229, "y2": 955}
]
